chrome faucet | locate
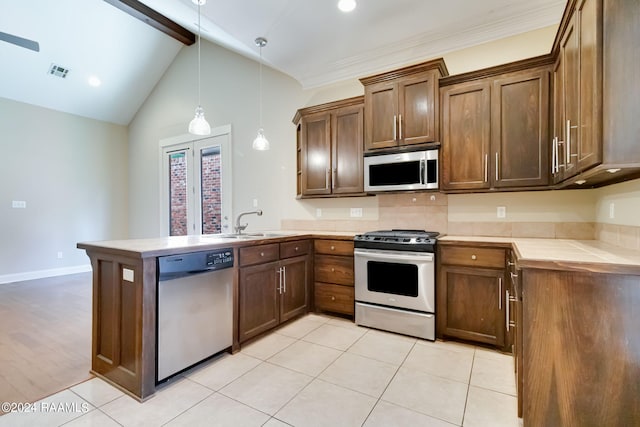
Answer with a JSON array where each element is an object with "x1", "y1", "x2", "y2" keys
[{"x1": 234, "y1": 210, "x2": 263, "y2": 234}]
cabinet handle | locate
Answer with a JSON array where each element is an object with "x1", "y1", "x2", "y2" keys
[
  {"x1": 282, "y1": 266, "x2": 286, "y2": 294},
  {"x1": 330, "y1": 245, "x2": 335, "y2": 251},
  {"x1": 399, "y1": 114, "x2": 403, "y2": 140},
  {"x1": 495, "y1": 152, "x2": 499, "y2": 182},
  {"x1": 510, "y1": 272, "x2": 518, "y2": 280},
  {"x1": 507, "y1": 261, "x2": 515, "y2": 267},
  {"x1": 277, "y1": 267, "x2": 283, "y2": 294},
  {"x1": 332, "y1": 168, "x2": 336, "y2": 190},
  {"x1": 260, "y1": 252, "x2": 265, "y2": 257},
  {"x1": 506, "y1": 289, "x2": 511, "y2": 331},
  {"x1": 325, "y1": 167, "x2": 330, "y2": 190},
  {"x1": 551, "y1": 137, "x2": 556, "y2": 174},
  {"x1": 471, "y1": 255, "x2": 477, "y2": 260},
  {"x1": 331, "y1": 296, "x2": 336, "y2": 301},
  {"x1": 393, "y1": 115, "x2": 397, "y2": 141},
  {"x1": 484, "y1": 154, "x2": 488, "y2": 183},
  {"x1": 498, "y1": 277, "x2": 502, "y2": 310},
  {"x1": 331, "y1": 267, "x2": 335, "y2": 272},
  {"x1": 295, "y1": 246, "x2": 299, "y2": 251}
]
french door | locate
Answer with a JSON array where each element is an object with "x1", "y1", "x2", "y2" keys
[{"x1": 160, "y1": 126, "x2": 232, "y2": 236}]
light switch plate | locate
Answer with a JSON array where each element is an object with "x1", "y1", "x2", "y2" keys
[
  {"x1": 316, "y1": 208, "x2": 322, "y2": 218},
  {"x1": 350, "y1": 208, "x2": 363, "y2": 218},
  {"x1": 609, "y1": 203, "x2": 615, "y2": 219},
  {"x1": 497, "y1": 206, "x2": 506, "y2": 218},
  {"x1": 12, "y1": 200, "x2": 26, "y2": 208}
]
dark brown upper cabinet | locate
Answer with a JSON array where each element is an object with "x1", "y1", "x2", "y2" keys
[
  {"x1": 293, "y1": 97, "x2": 365, "y2": 198},
  {"x1": 360, "y1": 59, "x2": 448, "y2": 152},
  {"x1": 440, "y1": 60, "x2": 552, "y2": 192}
]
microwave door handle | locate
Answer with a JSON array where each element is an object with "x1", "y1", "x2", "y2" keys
[{"x1": 420, "y1": 159, "x2": 425, "y2": 184}]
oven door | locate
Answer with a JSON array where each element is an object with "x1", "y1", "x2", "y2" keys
[{"x1": 354, "y1": 248, "x2": 434, "y2": 313}]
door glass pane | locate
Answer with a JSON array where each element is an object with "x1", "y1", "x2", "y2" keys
[
  {"x1": 200, "y1": 146, "x2": 222, "y2": 234},
  {"x1": 169, "y1": 151, "x2": 188, "y2": 236}
]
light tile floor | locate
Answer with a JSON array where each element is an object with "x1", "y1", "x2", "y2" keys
[{"x1": 0, "y1": 314, "x2": 519, "y2": 427}]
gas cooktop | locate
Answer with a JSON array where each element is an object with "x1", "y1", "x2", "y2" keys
[{"x1": 353, "y1": 229, "x2": 440, "y2": 252}]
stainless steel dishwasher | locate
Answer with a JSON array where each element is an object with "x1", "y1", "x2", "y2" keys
[{"x1": 157, "y1": 248, "x2": 233, "y2": 382}]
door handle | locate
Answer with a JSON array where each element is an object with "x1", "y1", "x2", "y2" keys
[
  {"x1": 282, "y1": 266, "x2": 286, "y2": 294},
  {"x1": 484, "y1": 154, "x2": 488, "y2": 183},
  {"x1": 495, "y1": 152, "x2": 499, "y2": 182},
  {"x1": 399, "y1": 114, "x2": 403, "y2": 140},
  {"x1": 393, "y1": 115, "x2": 397, "y2": 141},
  {"x1": 506, "y1": 289, "x2": 510, "y2": 331}
]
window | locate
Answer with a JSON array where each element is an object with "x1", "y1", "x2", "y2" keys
[{"x1": 160, "y1": 126, "x2": 232, "y2": 236}]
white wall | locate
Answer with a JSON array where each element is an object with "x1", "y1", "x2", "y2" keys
[
  {"x1": 128, "y1": 40, "x2": 307, "y2": 238},
  {"x1": 0, "y1": 98, "x2": 129, "y2": 280},
  {"x1": 594, "y1": 179, "x2": 640, "y2": 226}
]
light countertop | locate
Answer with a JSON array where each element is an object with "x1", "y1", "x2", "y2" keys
[{"x1": 439, "y1": 236, "x2": 640, "y2": 274}]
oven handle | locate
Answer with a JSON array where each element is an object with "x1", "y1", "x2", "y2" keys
[{"x1": 354, "y1": 248, "x2": 434, "y2": 263}]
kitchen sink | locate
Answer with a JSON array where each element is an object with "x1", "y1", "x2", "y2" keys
[{"x1": 204, "y1": 232, "x2": 288, "y2": 240}]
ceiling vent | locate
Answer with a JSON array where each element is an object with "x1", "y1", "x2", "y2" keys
[{"x1": 48, "y1": 63, "x2": 69, "y2": 78}]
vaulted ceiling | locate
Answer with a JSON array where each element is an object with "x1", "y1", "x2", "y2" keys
[{"x1": 0, "y1": 0, "x2": 566, "y2": 125}]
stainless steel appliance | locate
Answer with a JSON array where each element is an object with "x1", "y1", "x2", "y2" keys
[
  {"x1": 157, "y1": 248, "x2": 233, "y2": 382},
  {"x1": 354, "y1": 230, "x2": 438, "y2": 340},
  {"x1": 364, "y1": 149, "x2": 438, "y2": 192}
]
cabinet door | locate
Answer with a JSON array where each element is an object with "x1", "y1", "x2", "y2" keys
[
  {"x1": 332, "y1": 105, "x2": 364, "y2": 194},
  {"x1": 398, "y1": 71, "x2": 438, "y2": 145},
  {"x1": 440, "y1": 81, "x2": 491, "y2": 190},
  {"x1": 491, "y1": 69, "x2": 550, "y2": 188},
  {"x1": 576, "y1": 0, "x2": 602, "y2": 171},
  {"x1": 279, "y1": 256, "x2": 309, "y2": 323},
  {"x1": 238, "y1": 261, "x2": 279, "y2": 342},
  {"x1": 552, "y1": 54, "x2": 566, "y2": 183},
  {"x1": 438, "y1": 265, "x2": 505, "y2": 347},
  {"x1": 300, "y1": 112, "x2": 331, "y2": 196},
  {"x1": 364, "y1": 81, "x2": 398, "y2": 150},
  {"x1": 561, "y1": 15, "x2": 580, "y2": 178}
]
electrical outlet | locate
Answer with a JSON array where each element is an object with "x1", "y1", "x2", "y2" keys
[
  {"x1": 12, "y1": 200, "x2": 26, "y2": 208},
  {"x1": 253, "y1": 199, "x2": 258, "y2": 208},
  {"x1": 497, "y1": 206, "x2": 506, "y2": 218},
  {"x1": 350, "y1": 208, "x2": 363, "y2": 218},
  {"x1": 57, "y1": 252, "x2": 63, "y2": 259},
  {"x1": 609, "y1": 202, "x2": 615, "y2": 219},
  {"x1": 316, "y1": 208, "x2": 322, "y2": 218}
]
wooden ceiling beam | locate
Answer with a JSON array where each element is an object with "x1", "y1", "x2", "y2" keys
[{"x1": 104, "y1": 0, "x2": 195, "y2": 46}]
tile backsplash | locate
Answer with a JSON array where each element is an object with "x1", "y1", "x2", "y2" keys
[{"x1": 283, "y1": 192, "x2": 639, "y2": 250}]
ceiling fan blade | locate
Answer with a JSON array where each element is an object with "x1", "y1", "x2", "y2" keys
[{"x1": 0, "y1": 31, "x2": 40, "y2": 52}]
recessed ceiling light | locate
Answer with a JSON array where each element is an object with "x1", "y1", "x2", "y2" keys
[
  {"x1": 338, "y1": 0, "x2": 356, "y2": 13},
  {"x1": 88, "y1": 76, "x2": 101, "y2": 87}
]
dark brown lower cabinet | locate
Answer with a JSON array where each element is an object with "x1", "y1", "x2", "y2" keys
[
  {"x1": 522, "y1": 268, "x2": 640, "y2": 426},
  {"x1": 438, "y1": 265, "x2": 505, "y2": 348},
  {"x1": 238, "y1": 242, "x2": 310, "y2": 343},
  {"x1": 313, "y1": 239, "x2": 355, "y2": 316}
]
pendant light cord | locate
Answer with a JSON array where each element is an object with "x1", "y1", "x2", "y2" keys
[
  {"x1": 197, "y1": 2, "x2": 202, "y2": 107},
  {"x1": 258, "y1": 44, "x2": 263, "y2": 129}
]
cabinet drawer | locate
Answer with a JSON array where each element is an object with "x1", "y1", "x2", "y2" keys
[
  {"x1": 280, "y1": 240, "x2": 310, "y2": 259},
  {"x1": 315, "y1": 283, "x2": 354, "y2": 315},
  {"x1": 314, "y1": 239, "x2": 354, "y2": 256},
  {"x1": 314, "y1": 255, "x2": 353, "y2": 286},
  {"x1": 239, "y1": 243, "x2": 279, "y2": 267},
  {"x1": 440, "y1": 246, "x2": 505, "y2": 268}
]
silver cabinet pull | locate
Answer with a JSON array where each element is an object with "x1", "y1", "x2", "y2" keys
[
  {"x1": 498, "y1": 277, "x2": 502, "y2": 310},
  {"x1": 277, "y1": 267, "x2": 283, "y2": 294},
  {"x1": 282, "y1": 266, "x2": 286, "y2": 294},
  {"x1": 551, "y1": 137, "x2": 557, "y2": 174},
  {"x1": 393, "y1": 115, "x2": 397, "y2": 141},
  {"x1": 332, "y1": 168, "x2": 336, "y2": 190},
  {"x1": 325, "y1": 167, "x2": 330, "y2": 190},
  {"x1": 495, "y1": 152, "x2": 499, "y2": 182},
  {"x1": 506, "y1": 289, "x2": 511, "y2": 331},
  {"x1": 399, "y1": 114, "x2": 403, "y2": 140},
  {"x1": 484, "y1": 154, "x2": 488, "y2": 183}
]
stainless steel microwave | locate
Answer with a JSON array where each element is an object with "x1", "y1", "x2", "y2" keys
[{"x1": 364, "y1": 149, "x2": 438, "y2": 192}]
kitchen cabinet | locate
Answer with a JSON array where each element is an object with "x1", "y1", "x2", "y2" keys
[
  {"x1": 359, "y1": 59, "x2": 448, "y2": 152},
  {"x1": 521, "y1": 267, "x2": 640, "y2": 425},
  {"x1": 437, "y1": 244, "x2": 507, "y2": 349},
  {"x1": 440, "y1": 62, "x2": 551, "y2": 191},
  {"x1": 238, "y1": 240, "x2": 310, "y2": 343},
  {"x1": 293, "y1": 97, "x2": 364, "y2": 198},
  {"x1": 552, "y1": 0, "x2": 640, "y2": 188},
  {"x1": 313, "y1": 239, "x2": 355, "y2": 316}
]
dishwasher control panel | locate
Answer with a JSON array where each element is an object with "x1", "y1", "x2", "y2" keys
[{"x1": 158, "y1": 248, "x2": 234, "y2": 281}]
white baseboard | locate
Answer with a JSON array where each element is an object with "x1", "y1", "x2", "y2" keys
[{"x1": 0, "y1": 264, "x2": 92, "y2": 285}]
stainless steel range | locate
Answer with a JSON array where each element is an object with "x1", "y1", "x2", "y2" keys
[{"x1": 354, "y1": 229, "x2": 438, "y2": 340}]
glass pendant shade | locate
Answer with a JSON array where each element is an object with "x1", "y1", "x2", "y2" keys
[
  {"x1": 252, "y1": 128, "x2": 269, "y2": 150},
  {"x1": 189, "y1": 106, "x2": 211, "y2": 135}
]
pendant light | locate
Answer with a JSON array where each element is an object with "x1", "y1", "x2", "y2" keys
[
  {"x1": 252, "y1": 37, "x2": 269, "y2": 151},
  {"x1": 188, "y1": 0, "x2": 211, "y2": 135}
]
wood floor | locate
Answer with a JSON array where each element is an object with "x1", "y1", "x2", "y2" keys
[{"x1": 0, "y1": 273, "x2": 92, "y2": 406}]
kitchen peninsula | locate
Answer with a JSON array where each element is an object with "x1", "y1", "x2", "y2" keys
[{"x1": 79, "y1": 232, "x2": 639, "y2": 426}]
